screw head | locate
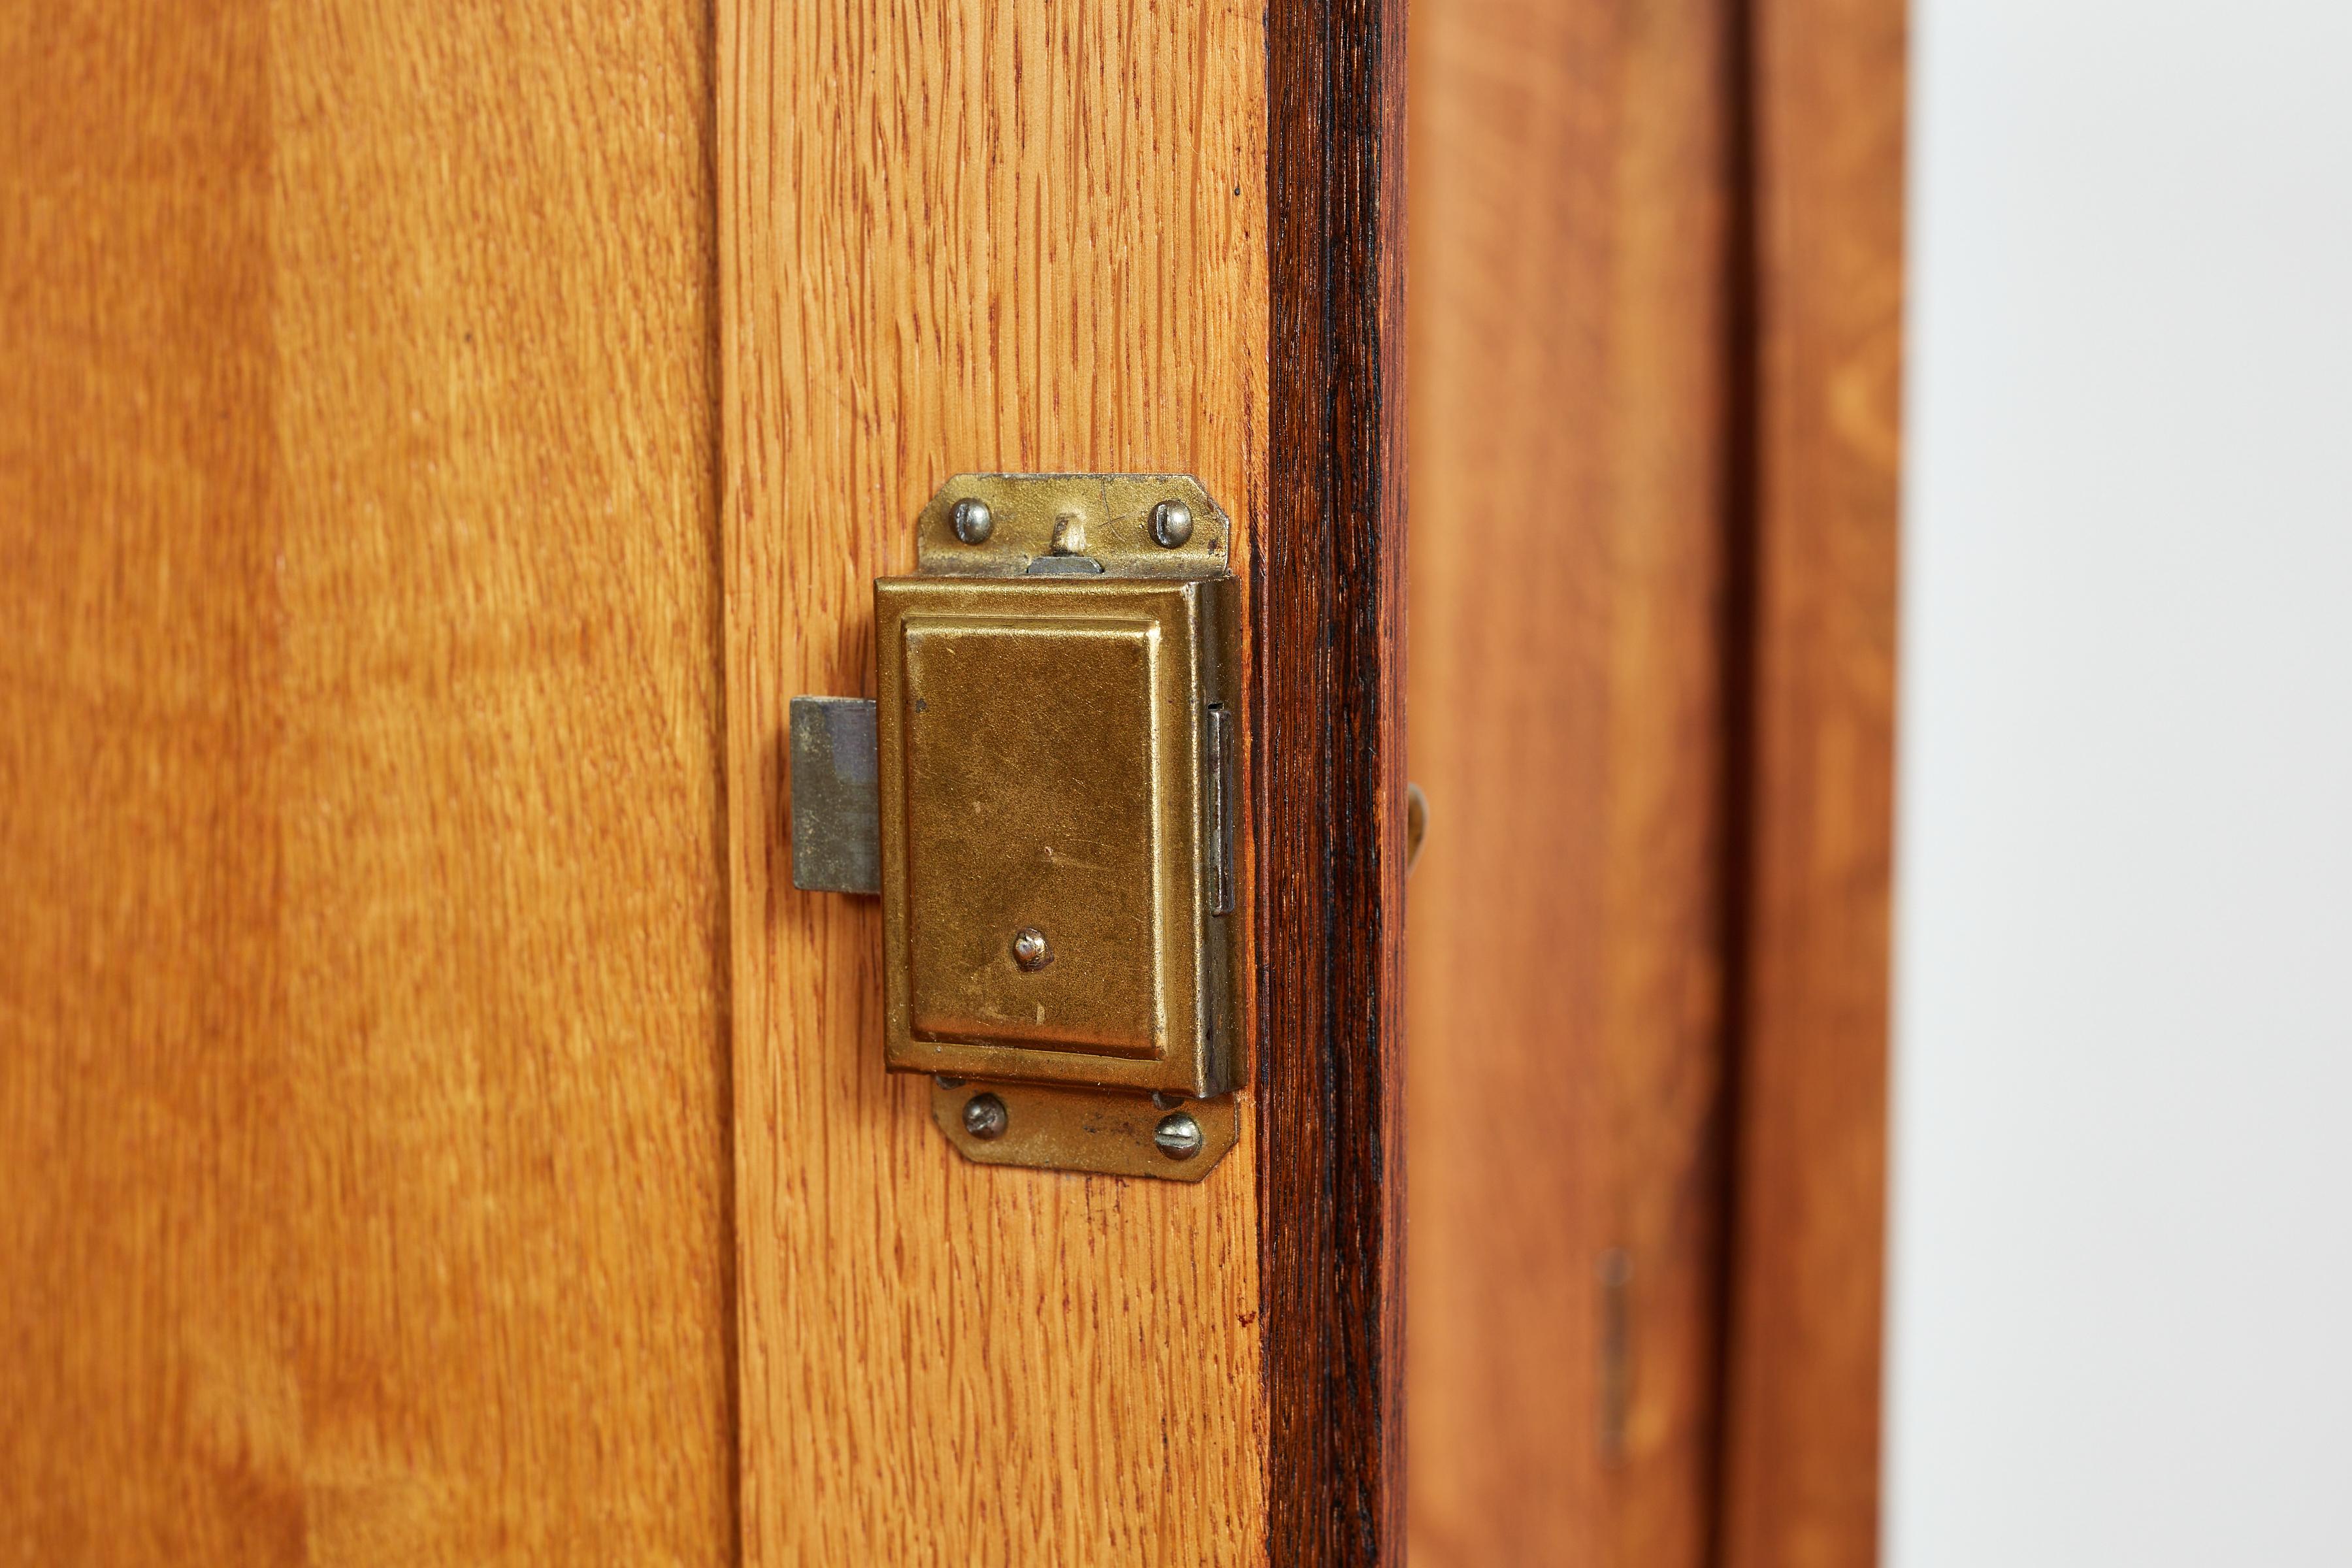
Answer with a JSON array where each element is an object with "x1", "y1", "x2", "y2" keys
[
  {"x1": 1011, "y1": 926, "x2": 1053, "y2": 972},
  {"x1": 1149, "y1": 498, "x2": 1195, "y2": 547},
  {"x1": 1153, "y1": 1112, "x2": 1203, "y2": 1161},
  {"x1": 963, "y1": 1092, "x2": 1009, "y2": 1140},
  {"x1": 951, "y1": 497, "x2": 994, "y2": 544}
]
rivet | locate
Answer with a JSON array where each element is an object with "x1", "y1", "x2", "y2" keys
[
  {"x1": 963, "y1": 1092, "x2": 1009, "y2": 1140},
  {"x1": 951, "y1": 497, "x2": 994, "y2": 544},
  {"x1": 1149, "y1": 498, "x2": 1195, "y2": 547},
  {"x1": 1011, "y1": 926, "x2": 1053, "y2": 972},
  {"x1": 1153, "y1": 1112, "x2": 1203, "y2": 1160},
  {"x1": 1050, "y1": 512, "x2": 1089, "y2": 555}
]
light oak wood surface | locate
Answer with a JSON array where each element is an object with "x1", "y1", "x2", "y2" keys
[
  {"x1": 717, "y1": 0, "x2": 1271, "y2": 1560},
  {"x1": 1405, "y1": 1, "x2": 1739, "y2": 1563},
  {"x1": 0, "y1": 0, "x2": 735, "y2": 1560}
]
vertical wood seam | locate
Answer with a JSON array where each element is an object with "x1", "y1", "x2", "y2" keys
[{"x1": 1261, "y1": 0, "x2": 1409, "y2": 1560}]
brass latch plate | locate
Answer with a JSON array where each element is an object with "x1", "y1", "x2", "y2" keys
[
  {"x1": 875, "y1": 572, "x2": 1238, "y2": 1096},
  {"x1": 787, "y1": 473, "x2": 1245, "y2": 1181}
]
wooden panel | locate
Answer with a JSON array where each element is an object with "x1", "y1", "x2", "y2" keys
[
  {"x1": 0, "y1": 0, "x2": 734, "y2": 1560},
  {"x1": 1261, "y1": 0, "x2": 1411, "y2": 1561},
  {"x1": 0, "y1": 4, "x2": 290, "y2": 1556},
  {"x1": 717, "y1": 0, "x2": 1270, "y2": 1561},
  {"x1": 1718, "y1": 1, "x2": 1906, "y2": 1564},
  {"x1": 269, "y1": 3, "x2": 734, "y2": 1559},
  {"x1": 1404, "y1": 1, "x2": 1738, "y2": 1565}
]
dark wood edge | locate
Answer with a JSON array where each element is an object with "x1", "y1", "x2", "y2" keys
[{"x1": 1258, "y1": 0, "x2": 1409, "y2": 1561}]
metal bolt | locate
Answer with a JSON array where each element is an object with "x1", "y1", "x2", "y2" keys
[
  {"x1": 1011, "y1": 926, "x2": 1053, "y2": 971},
  {"x1": 951, "y1": 497, "x2": 994, "y2": 544},
  {"x1": 1149, "y1": 498, "x2": 1195, "y2": 548},
  {"x1": 1153, "y1": 1112, "x2": 1203, "y2": 1161},
  {"x1": 963, "y1": 1092, "x2": 1009, "y2": 1140}
]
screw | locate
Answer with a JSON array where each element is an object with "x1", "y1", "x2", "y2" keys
[
  {"x1": 963, "y1": 1092, "x2": 1008, "y2": 1140},
  {"x1": 1011, "y1": 926, "x2": 1053, "y2": 971},
  {"x1": 934, "y1": 1075, "x2": 966, "y2": 1089},
  {"x1": 1151, "y1": 1091, "x2": 1184, "y2": 1111},
  {"x1": 951, "y1": 497, "x2": 994, "y2": 544},
  {"x1": 1153, "y1": 1112, "x2": 1203, "y2": 1161},
  {"x1": 1149, "y1": 498, "x2": 1195, "y2": 547}
]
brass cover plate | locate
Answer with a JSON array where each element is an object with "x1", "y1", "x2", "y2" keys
[
  {"x1": 875, "y1": 573, "x2": 1239, "y2": 1096},
  {"x1": 915, "y1": 473, "x2": 1231, "y2": 578},
  {"x1": 930, "y1": 1080, "x2": 1239, "y2": 1182}
]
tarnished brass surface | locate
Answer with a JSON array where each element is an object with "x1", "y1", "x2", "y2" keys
[
  {"x1": 875, "y1": 572, "x2": 1240, "y2": 1095},
  {"x1": 913, "y1": 473, "x2": 1232, "y2": 578},
  {"x1": 900, "y1": 611, "x2": 1162, "y2": 1056},
  {"x1": 929, "y1": 1079, "x2": 1240, "y2": 1182},
  {"x1": 833, "y1": 472, "x2": 1247, "y2": 1177}
]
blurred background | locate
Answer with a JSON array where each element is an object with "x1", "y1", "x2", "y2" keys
[
  {"x1": 1891, "y1": 2, "x2": 2352, "y2": 1563},
  {"x1": 1407, "y1": 1, "x2": 2350, "y2": 1563}
]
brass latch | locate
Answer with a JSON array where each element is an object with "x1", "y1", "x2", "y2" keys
[{"x1": 789, "y1": 475, "x2": 1243, "y2": 1181}]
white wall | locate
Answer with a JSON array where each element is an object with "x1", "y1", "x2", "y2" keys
[{"x1": 1889, "y1": 3, "x2": 2352, "y2": 1564}]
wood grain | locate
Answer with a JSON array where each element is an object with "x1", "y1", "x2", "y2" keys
[
  {"x1": 0, "y1": 0, "x2": 735, "y2": 1560},
  {"x1": 717, "y1": 0, "x2": 1271, "y2": 1560},
  {"x1": 1260, "y1": 0, "x2": 1411, "y2": 1562},
  {"x1": 1718, "y1": 1, "x2": 1906, "y2": 1564},
  {"x1": 0, "y1": 4, "x2": 290, "y2": 1556},
  {"x1": 1404, "y1": 1, "x2": 1739, "y2": 1565}
]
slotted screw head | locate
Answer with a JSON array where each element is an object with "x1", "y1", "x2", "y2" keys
[
  {"x1": 963, "y1": 1092, "x2": 1008, "y2": 1140},
  {"x1": 1153, "y1": 1112, "x2": 1203, "y2": 1161},
  {"x1": 951, "y1": 497, "x2": 994, "y2": 544},
  {"x1": 1149, "y1": 498, "x2": 1195, "y2": 547}
]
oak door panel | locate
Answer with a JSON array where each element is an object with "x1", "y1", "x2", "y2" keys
[
  {"x1": 0, "y1": 1, "x2": 734, "y2": 1559},
  {"x1": 718, "y1": 1, "x2": 1273, "y2": 1560}
]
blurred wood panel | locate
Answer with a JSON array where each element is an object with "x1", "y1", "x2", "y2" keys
[
  {"x1": 1405, "y1": 1, "x2": 1740, "y2": 1564},
  {"x1": 716, "y1": 0, "x2": 1271, "y2": 1560},
  {"x1": 1719, "y1": 1, "x2": 1906, "y2": 1564},
  {"x1": 0, "y1": 0, "x2": 736, "y2": 1560}
]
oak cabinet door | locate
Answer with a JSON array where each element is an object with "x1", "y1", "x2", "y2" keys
[{"x1": 3, "y1": 0, "x2": 1896, "y2": 1560}]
